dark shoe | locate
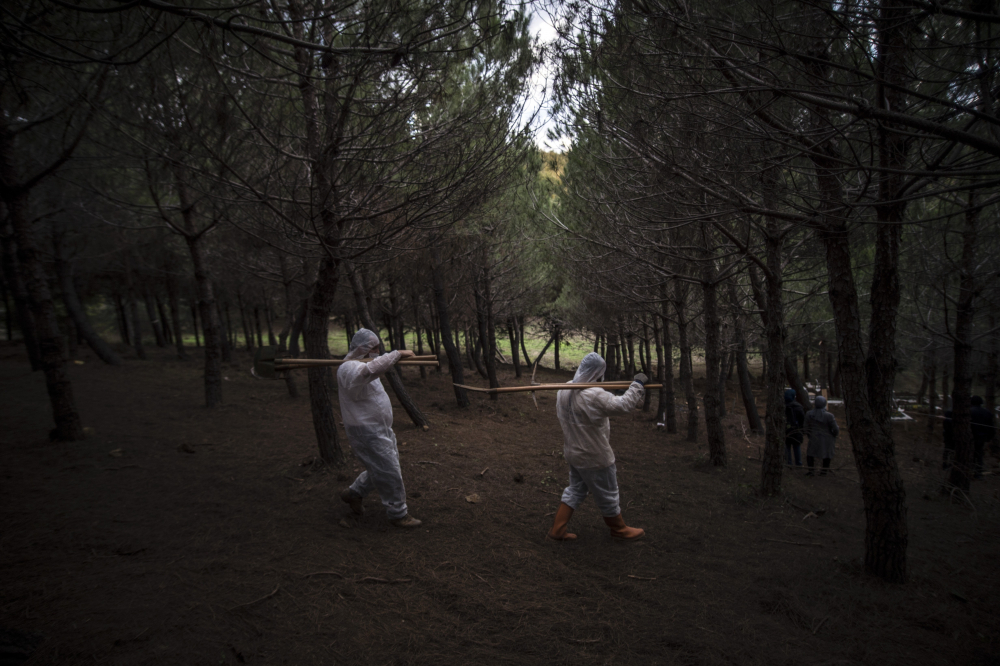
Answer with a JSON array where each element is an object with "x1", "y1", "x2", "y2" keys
[
  {"x1": 805, "y1": 471, "x2": 815, "y2": 477},
  {"x1": 340, "y1": 488, "x2": 364, "y2": 516},
  {"x1": 547, "y1": 502, "x2": 578, "y2": 541},
  {"x1": 603, "y1": 514, "x2": 644, "y2": 540},
  {"x1": 390, "y1": 514, "x2": 422, "y2": 528}
]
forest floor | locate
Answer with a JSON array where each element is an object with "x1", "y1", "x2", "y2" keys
[{"x1": 2, "y1": 342, "x2": 999, "y2": 666}]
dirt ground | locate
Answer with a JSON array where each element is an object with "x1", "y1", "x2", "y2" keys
[{"x1": 1, "y1": 342, "x2": 999, "y2": 666}]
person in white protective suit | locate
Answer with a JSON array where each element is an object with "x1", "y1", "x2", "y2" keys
[
  {"x1": 337, "y1": 329, "x2": 422, "y2": 528},
  {"x1": 547, "y1": 352, "x2": 647, "y2": 541}
]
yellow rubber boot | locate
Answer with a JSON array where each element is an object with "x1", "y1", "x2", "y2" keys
[
  {"x1": 547, "y1": 503, "x2": 578, "y2": 541},
  {"x1": 604, "y1": 514, "x2": 644, "y2": 540}
]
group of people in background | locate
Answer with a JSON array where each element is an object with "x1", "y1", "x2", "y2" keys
[
  {"x1": 783, "y1": 385, "x2": 997, "y2": 480},
  {"x1": 784, "y1": 388, "x2": 840, "y2": 476}
]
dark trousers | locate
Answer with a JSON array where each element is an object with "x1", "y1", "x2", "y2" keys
[
  {"x1": 944, "y1": 439, "x2": 987, "y2": 477},
  {"x1": 806, "y1": 456, "x2": 831, "y2": 475},
  {"x1": 974, "y1": 439, "x2": 986, "y2": 478},
  {"x1": 784, "y1": 441, "x2": 802, "y2": 466}
]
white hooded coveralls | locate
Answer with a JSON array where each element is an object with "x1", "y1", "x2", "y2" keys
[
  {"x1": 338, "y1": 329, "x2": 408, "y2": 519},
  {"x1": 556, "y1": 353, "x2": 643, "y2": 517}
]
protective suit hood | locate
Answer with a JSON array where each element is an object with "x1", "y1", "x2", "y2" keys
[
  {"x1": 573, "y1": 352, "x2": 606, "y2": 383},
  {"x1": 346, "y1": 328, "x2": 380, "y2": 361}
]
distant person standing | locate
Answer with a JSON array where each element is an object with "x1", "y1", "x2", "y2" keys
[
  {"x1": 970, "y1": 396, "x2": 996, "y2": 479},
  {"x1": 337, "y1": 329, "x2": 422, "y2": 528},
  {"x1": 805, "y1": 395, "x2": 839, "y2": 476},
  {"x1": 784, "y1": 388, "x2": 805, "y2": 467}
]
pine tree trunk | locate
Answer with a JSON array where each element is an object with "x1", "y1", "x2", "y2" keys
[
  {"x1": 473, "y1": 294, "x2": 492, "y2": 385},
  {"x1": 926, "y1": 355, "x2": 937, "y2": 442},
  {"x1": 254, "y1": 306, "x2": 264, "y2": 348},
  {"x1": 813, "y1": 0, "x2": 909, "y2": 582},
  {"x1": 54, "y1": 243, "x2": 122, "y2": 366},
  {"x1": 607, "y1": 331, "x2": 619, "y2": 380},
  {"x1": 748, "y1": 224, "x2": 786, "y2": 495},
  {"x1": 238, "y1": 294, "x2": 253, "y2": 352},
  {"x1": 123, "y1": 258, "x2": 146, "y2": 360},
  {"x1": 554, "y1": 324, "x2": 561, "y2": 371},
  {"x1": 278, "y1": 254, "x2": 294, "y2": 352},
  {"x1": 217, "y1": 300, "x2": 233, "y2": 363},
  {"x1": 428, "y1": 302, "x2": 441, "y2": 360},
  {"x1": 519, "y1": 317, "x2": 530, "y2": 368},
  {"x1": 114, "y1": 292, "x2": 129, "y2": 345},
  {"x1": 265, "y1": 302, "x2": 277, "y2": 347},
  {"x1": 717, "y1": 351, "x2": 729, "y2": 419},
  {"x1": 0, "y1": 221, "x2": 42, "y2": 369},
  {"x1": 481, "y1": 269, "x2": 499, "y2": 392},
  {"x1": 736, "y1": 348, "x2": 760, "y2": 431},
  {"x1": 64, "y1": 315, "x2": 77, "y2": 359},
  {"x1": 533, "y1": 335, "x2": 555, "y2": 371},
  {"x1": 303, "y1": 256, "x2": 344, "y2": 465},
  {"x1": 6, "y1": 192, "x2": 83, "y2": 439},
  {"x1": 56, "y1": 255, "x2": 122, "y2": 365},
  {"x1": 730, "y1": 281, "x2": 762, "y2": 435},
  {"x1": 288, "y1": 299, "x2": 306, "y2": 357},
  {"x1": 948, "y1": 195, "x2": 980, "y2": 492},
  {"x1": 641, "y1": 321, "x2": 652, "y2": 412},
  {"x1": 654, "y1": 317, "x2": 666, "y2": 423},
  {"x1": 166, "y1": 276, "x2": 188, "y2": 360},
  {"x1": 701, "y1": 260, "x2": 726, "y2": 467},
  {"x1": 819, "y1": 215, "x2": 908, "y2": 583},
  {"x1": 621, "y1": 322, "x2": 633, "y2": 376},
  {"x1": 157, "y1": 296, "x2": 172, "y2": 345},
  {"x1": 915, "y1": 349, "x2": 930, "y2": 406},
  {"x1": 468, "y1": 326, "x2": 483, "y2": 378},
  {"x1": 986, "y1": 312, "x2": 998, "y2": 415},
  {"x1": 785, "y1": 356, "x2": 810, "y2": 410},
  {"x1": 507, "y1": 317, "x2": 521, "y2": 378},
  {"x1": 190, "y1": 300, "x2": 201, "y2": 348},
  {"x1": 430, "y1": 247, "x2": 468, "y2": 407},
  {"x1": 657, "y1": 297, "x2": 677, "y2": 433},
  {"x1": 410, "y1": 288, "x2": 427, "y2": 380},
  {"x1": 144, "y1": 288, "x2": 167, "y2": 348},
  {"x1": 185, "y1": 236, "x2": 222, "y2": 407},
  {"x1": 1, "y1": 270, "x2": 13, "y2": 341},
  {"x1": 127, "y1": 294, "x2": 145, "y2": 359},
  {"x1": 674, "y1": 282, "x2": 698, "y2": 442}
]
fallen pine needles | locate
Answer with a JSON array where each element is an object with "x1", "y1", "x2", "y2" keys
[
  {"x1": 229, "y1": 584, "x2": 280, "y2": 611},
  {"x1": 763, "y1": 538, "x2": 823, "y2": 548}
]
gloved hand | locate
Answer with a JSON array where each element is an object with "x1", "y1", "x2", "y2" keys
[{"x1": 633, "y1": 373, "x2": 648, "y2": 387}]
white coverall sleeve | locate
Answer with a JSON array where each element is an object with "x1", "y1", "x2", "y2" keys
[
  {"x1": 343, "y1": 351, "x2": 401, "y2": 388},
  {"x1": 589, "y1": 382, "x2": 644, "y2": 415}
]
